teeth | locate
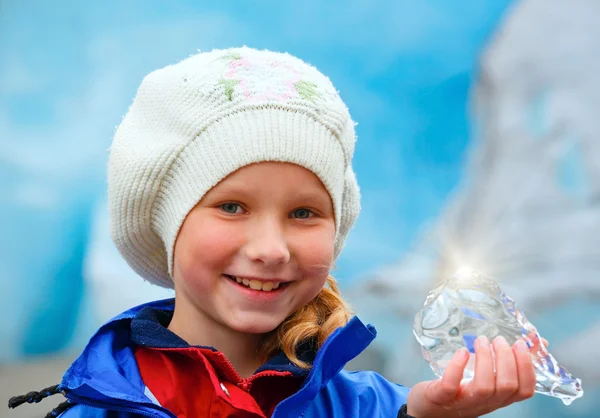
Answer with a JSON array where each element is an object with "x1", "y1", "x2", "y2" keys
[
  {"x1": 228, "y1": 275, "x2": 281, "y2": 292},
  {"x1": 249, "y1": 280, "x2": 262, "y2": 290}
]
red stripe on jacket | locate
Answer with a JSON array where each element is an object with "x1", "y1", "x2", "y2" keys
[{"x1": 135, "y1": 346, "x2": 305, "y2": 418}]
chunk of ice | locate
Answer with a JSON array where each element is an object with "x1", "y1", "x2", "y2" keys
[{"x1": 413, "y1": 268, "x2": 583, "y2": 405}]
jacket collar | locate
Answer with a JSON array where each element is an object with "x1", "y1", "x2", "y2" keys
[
  {"x1": 130, "y1": 302, "x2": 314, "y2": 377},
  {"x1": 60, "y1": 298, "x2": 378, "y2": 415},
  {"x1": 130, "y1": 304, "x2": 190, "y2": 348}
]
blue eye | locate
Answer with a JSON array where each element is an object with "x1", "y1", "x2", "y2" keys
[
  {"x1": 292, "y1": 208, "x2": 312, "y2": 219},
  {"x1": 220, "y1": 203, "x2": 241, "y2": 214}
]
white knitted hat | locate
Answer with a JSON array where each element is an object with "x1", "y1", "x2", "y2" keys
[{"x1": 108, "y1": 47, "x2": 361, "y2": 288}]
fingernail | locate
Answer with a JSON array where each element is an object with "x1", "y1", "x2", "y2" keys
[
  {"x1": 494, "y1": 336, "x2": 508, "y2": 346},
  {"x1": 455, "y1": 347, "x2": 469, "y2": 359},
  {"x1": 477, "y1": 336, "x2": 489, "y2": 348},
  {"x1": 515, "y1": 340, "x2": 529, "y2": 352}
]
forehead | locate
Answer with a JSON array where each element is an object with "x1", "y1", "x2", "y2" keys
[
  {"x1": 206, "y1": 162, "x2": 333, "y2": 205},
  {"x1": 218, "y1": 162, "x2": 325, "y2": 188}
]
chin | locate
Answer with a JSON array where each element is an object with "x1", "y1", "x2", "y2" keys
[{"x1": 226, "y1": 313, "x2": 286, "y2": 335}]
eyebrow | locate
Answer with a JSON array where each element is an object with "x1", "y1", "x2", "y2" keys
[
  {"x1": 208, "y1": 186, "x2": 331, "y2": 207},
  {"x1": 206, "y1": 185, "x2": 251, "y2": 198},
  {"x1": 290, "y1": 191, "x2": 332, "y2": 206}
]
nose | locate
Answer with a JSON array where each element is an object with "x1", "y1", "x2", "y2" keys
[{"x1": 243, "y1": 220, "x2": 291, "y2": 267}]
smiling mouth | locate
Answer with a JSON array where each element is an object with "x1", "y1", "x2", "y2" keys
[{"x1": 223, "y1": 274, "x2": 289, "y2": 292}]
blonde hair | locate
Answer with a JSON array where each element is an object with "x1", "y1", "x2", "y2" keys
[{"x1": 259, "y1": 275, "x2": 353, "y2": 368}]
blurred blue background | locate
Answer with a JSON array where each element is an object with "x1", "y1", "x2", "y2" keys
[{"x1": 2, "y1": 1, "x2": 598, "y2": 417}]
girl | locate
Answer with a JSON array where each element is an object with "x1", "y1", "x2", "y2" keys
[{"x1": 9, "y1": 47, "x2": 538, "y2": 418}]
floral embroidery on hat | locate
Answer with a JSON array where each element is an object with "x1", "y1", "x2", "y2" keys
[
  {"x1": 218, "y1": 79, "x2": 240, "y2": 101},
  {"x1": 295, "y1": 80, "x2": 319, "y2": 103},
  {"x1": 219, "y1": 52, "x2": 321, "y2": 103},
  {"x1": 221, "y1": 51, "x2": 242, "y2": 61}
]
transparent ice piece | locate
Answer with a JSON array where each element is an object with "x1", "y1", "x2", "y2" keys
[{"x1": 413, "y1": 267, "x2": 583, "y2": 405}]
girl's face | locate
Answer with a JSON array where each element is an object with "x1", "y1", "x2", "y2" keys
[{"x1": 172, "y1": 162, "x2": 335, "y2": 335}]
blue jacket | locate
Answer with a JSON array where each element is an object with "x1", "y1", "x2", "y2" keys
[{"x1": 50, "y1": 299, "x2": 410, "y2": 417}]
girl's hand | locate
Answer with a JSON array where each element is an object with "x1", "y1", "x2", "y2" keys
[{"x1": 406, "y1": 336, "x2": 540, "y2": 418}]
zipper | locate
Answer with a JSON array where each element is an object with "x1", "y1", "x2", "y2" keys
[
  {"x1": 240, "y1": 370, "x2": 295, "y2": 392},
  {"x1": 213, "y1": 351, "x2": 293, "y2": 393},
  {"x1": 64, "y1": 390, "x2": 177, "y2": 418}
]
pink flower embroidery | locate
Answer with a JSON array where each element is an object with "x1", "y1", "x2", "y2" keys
[{"x1": 222, "y1": 57, "x2": 304, "y2": 103}]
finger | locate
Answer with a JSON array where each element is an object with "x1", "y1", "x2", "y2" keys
[
  {"x1": 542, "y1": 338, "x2": 549, "y2": 347},
  {"x1": 506, "y1": 340, "x2": 537, "y2": 403},
  {"x1": 469, "y1": 336, "x2": 495, "y2": 399},
  {"x1": 493, "y1": 336, "x2": 519, "y2": 405},
  {"x1": 428, "y1": 348, "x2": 470, "y2": 405}
]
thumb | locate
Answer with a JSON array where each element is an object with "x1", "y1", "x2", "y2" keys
[{"x1": 426, "y1": 348, "x2": 470, "y2": 405}]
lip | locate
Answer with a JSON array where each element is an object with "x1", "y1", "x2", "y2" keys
[
  {"x1": 224, "y1": 274, "x2": 290, "y2": 284},
  {"x1": 222, "y1": 274, "x2": 290, "y2": 301}
]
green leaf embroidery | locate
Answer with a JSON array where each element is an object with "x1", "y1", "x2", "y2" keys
[
  {"x1": 221, "y1": 51, "x2": 242, "y2": 61},
  {"x1": 295, "y1": 80, "x2": 319, "y2": 103},
  {"x1": 219, "y1": 79, "x2": 240, "y2": 101}
]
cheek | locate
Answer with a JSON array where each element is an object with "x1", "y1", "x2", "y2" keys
[
  {"x1": 293, "y1": 227, "x2": 335, "y2": 278},
  {"x1": 174, "y1": 217, "x2": 241, "y2": 279},
  {"x1": 198, "y1": 222, "x2": 241, "y2": 257}
]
